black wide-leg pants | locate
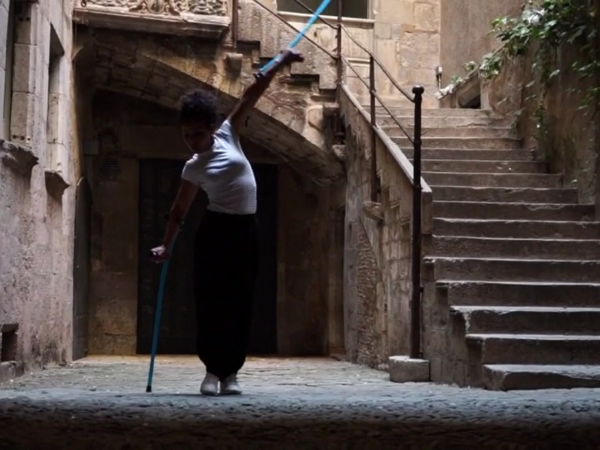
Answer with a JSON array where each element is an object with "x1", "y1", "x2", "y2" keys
[{"x1": 193, "y1": 209, "x2": 259, "y2": 380}]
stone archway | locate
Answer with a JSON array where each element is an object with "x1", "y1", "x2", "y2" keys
[
  {"x1": 76, "y1": 27, "x2": 344, "y2": 183},
  {"x1": 73, "y1": 27, "x2": 347, "y2": 358}
]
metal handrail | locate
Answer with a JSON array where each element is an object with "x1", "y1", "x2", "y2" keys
[
  {"x1": 240, "y1": 0, "x2": 425, "y2": 361},
  {"x1": 340, "y1": 54, "x2": 413, "y2": 143},
  {"x1": 247, "y1": 0, "x2": 337, "y2": 59}
]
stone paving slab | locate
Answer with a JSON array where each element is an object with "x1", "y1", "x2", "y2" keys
[{"x1": 1, "y1": 356, "x2": 600, "y2": 449}]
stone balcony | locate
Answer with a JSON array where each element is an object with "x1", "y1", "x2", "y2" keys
[{"x1": 72, "y1": 0, "x2": 231, "y2": 39}]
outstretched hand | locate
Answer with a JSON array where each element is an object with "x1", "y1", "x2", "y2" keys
[
  {"x1": 280, "y1": 48, "x2": 305, "y2": 65},
  {"x1": 150, "y1": 245, "x2": 171, "y2": 264}
]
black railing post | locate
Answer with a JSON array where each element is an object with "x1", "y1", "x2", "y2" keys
[
  {"x1": 335, "y1": 0, "x2": 344, "y2": 142},
  {"x1": 231, "y1": 0, "x2": 239, "y2": 49},
  {"x1": 369, "y1": 55, "x2": 377, "y2": 202},
  {"x1": 336, "y1": 0, "x2": 343, "y2": 92},
  {"x1": 410, "y1": 85, "x2": 424, "y2": 359}
]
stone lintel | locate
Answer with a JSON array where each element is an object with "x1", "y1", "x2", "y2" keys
[{"x1": 73, "y1": 6, "x2": 230, "y2": 40}]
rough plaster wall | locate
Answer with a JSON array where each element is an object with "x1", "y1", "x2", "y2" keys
[
  {"x1": 87, "y1": 92, "x2": 342, "y2": 356},
  {"x1": 0, "y1": 0, "x2": 76, "y2": 376},
  {"x1": 343, "y1": 127, "x2": 392, "y2": 369},
  {"x1": 534, "y1": 48, "x2": 599, "y2": 202},
  {"x1": 440, "y1": 0, "x2": 523, "y2": 84}
]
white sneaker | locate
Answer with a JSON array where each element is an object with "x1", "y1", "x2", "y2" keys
[
  {"x1": 200, "y1": 372, "x2": 219, "y2": 396},
  {"x1": 220, "y1": 374, "x2": 242, "y2": 395}
]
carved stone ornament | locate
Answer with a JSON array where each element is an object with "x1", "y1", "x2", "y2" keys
[
  {"x1": 79, "y1": 0, "x2": 227, "y2": 16},
  {"x1": 0, "y1": 139, "x2": 39, "y2": 176},
  {"x1": 362, "y1": 200, "x2": 384, "y2": 222},
  {"x1": 44, "y1": 169, "x2": 70, "y2": 200}
]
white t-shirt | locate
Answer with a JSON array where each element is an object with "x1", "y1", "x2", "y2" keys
[{"x1": 181, "y1": 120, "x2": 257, "y2": 215}]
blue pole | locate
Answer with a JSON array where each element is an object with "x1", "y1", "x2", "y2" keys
[
  {"x1": 146, "y1": 236, "x2": 178, "y2": 393},
  {"x1": 260, "y1": 0, "x2": 333, "y2": 73}
]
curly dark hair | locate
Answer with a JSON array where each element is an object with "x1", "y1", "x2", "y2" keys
[{"x1": 178, "y1": 88, "x2": 218, "y2": 126}]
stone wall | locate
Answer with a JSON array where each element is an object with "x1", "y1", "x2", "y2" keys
[
  {"x1": 339, "y1": 85, "x2": 434, "y2": 371},
  {"x1": 439, "y1": 0, "x2": 522, "y2": 85},
  {"x1": 86, "y1": 91, "x2": 345, "y2": 356},
  {"x1": 258, "y1": 0, "x2": 441, "y2": 107},
  {"x1": 0, "y1": 0, "x2": 77, "y2": 381},
  {"x1": 441, "y1": 0, "x2": 600, "y2": 206}
]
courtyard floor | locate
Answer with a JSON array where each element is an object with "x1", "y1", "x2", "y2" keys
[{"x1": 0, "y1": 356, "x2": 599, "y2": 449}]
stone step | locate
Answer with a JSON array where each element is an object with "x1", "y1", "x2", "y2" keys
[
  {"x1": 384, "y1": 126, "x2": 518, "y2": 139},
  {"x1": 417, "y1": 159, "x2": 544, "y2": 173},
  {"x1": 433, "y1": 219, "x2": 600, "y2": 240},
  {"x1": 403, "y1": 148, "x2": 535, "y2": 161},
  {"x1": 430, "y1": 256, "x2": 600, "y2": 283},
  {"x1": 433, "y1": 236, "x2": 600, "y2": 260},
  {"x1": 483, "y1": 364, "x2": 600, "y2": 390},
  {"x1": 424, "y1": 172, "x2": 561, "y2": 188},
  {"x1": 379, "y1": 115, "x2": 513, "y2": 128},
  {"x1": 393, "y1": 137, "x2": 521, "y2": 150},
  {"x1": 451, "y1": 306, "x2": 600, "y2": 334},
  {"x1": 433, "y1": 201, "x2": 594, "y2": 221},
  {"x1": 437, "y1": 280, "x2": 600, "y2": 307},
  {"x1": 431, "y1": 186, "x2": 577, "y2": 203},
  {"x1": 466, "y1": 333, "x2": 600, "y2": 365}
]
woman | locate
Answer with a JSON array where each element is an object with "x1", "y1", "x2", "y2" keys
[{"x1": 150, "y1": 49, "x2": 304, "y2": 395}]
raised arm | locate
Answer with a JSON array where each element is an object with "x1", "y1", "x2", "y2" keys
[{"x1": 227, "y1": 49, "x2": 305, "y2": 136}]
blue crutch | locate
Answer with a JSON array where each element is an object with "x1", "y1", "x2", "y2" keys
[{"x1": 146, "y1": 222, "x2": 182, "y2": 393}]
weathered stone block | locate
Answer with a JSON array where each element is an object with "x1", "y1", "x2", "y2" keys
[
  {"x1": 14, "y1": 3, "x2": 39, "y2": 46},
  {"x1": 415, "y1": 2, "x2": 439, "y2": 32},
  {"x1": 0, "y1": 2, "x2": 8, "y2": 69},
  {"x1": 389, "y1": 355, "x2": 430, "y2": 382},
  {"x1": 9, "y1": 92, "x2": 35, "y2": 145},
  {"x1": 374, "y1": 22, "x2": 392, "y2": 40},
  {"x1": 12, "y1": 43, "x2": 37, "y2": 94}
]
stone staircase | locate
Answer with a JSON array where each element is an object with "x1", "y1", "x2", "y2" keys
[{"x1": 376, "y1": 106, "x2": 600, "y2": 391}]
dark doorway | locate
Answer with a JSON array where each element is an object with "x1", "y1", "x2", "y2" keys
[
  {"x1": 72, "y1": 177, "x2": 92, "y2": 360},
  {"x1": 137, "y1": 159, "x2": 278, "y2": 355}
]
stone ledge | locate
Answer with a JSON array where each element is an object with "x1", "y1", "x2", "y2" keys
[
  {"x1": 437, "y1": 70, "x2": 481, "y2": 109},
  {"x1": 362, "y1": 200, "x2": 384, "y2": 222},
  {"x1": 225, "y1": 52, "x2": 244, "y2": 75},
  {"x1": 44, "y1": 169, "x2": 70, "y2": 199},
  {"x1": 389, "y1": 356, "x2": 430, "y2": 383},
  {"x1": 0, "y1": 139, "x2": 39, "y2": 176},
  {"x1": 0, "y1": 361, "x2": 25, "y2": 384},
  {"x1": 73, "y1": 6, "x2": 230, "y2": 39}
]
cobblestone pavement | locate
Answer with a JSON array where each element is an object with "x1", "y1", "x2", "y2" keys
[{"x1": 1, "y1": 356, "x2": 600, "y2": 450}]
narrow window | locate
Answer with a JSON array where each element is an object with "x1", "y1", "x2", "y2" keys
[
  {"x1": 278, "y1": 0, "x2": 370, "y2": 19},
  {"x1": 47, "y1": 24, "x2": 65, "y2": 170},
  {"x1": 1, "y1": 0, "x2": 16, "y2": 139}
]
